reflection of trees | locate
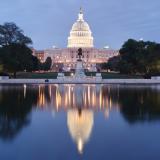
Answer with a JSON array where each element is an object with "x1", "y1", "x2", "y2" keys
[
  {"x1": 0, "y1": 86, "x2": 38, "y2": 141},
  {"x1": 1, "y1": 83, "x2": 160, "y2": 142},
  {"x1": 101, "y1": 85, "x2": 119, "y2": 104},
  {"x1": 118, "y1": 87, "x2": 160, "y2": 123}
]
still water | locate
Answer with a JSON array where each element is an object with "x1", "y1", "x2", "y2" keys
[{"x1": 0, "y1": 84, "x2": 160, "y2": 160}]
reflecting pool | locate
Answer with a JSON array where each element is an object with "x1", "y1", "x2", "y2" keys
[{"x1": 0, "y1": 84, "x2": 160, "y2": 160}]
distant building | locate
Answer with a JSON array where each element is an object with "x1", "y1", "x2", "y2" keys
[
  {"x1": 33, "y1": 8, "x2": 119, "y2": 71},
  {"x1": 32, "y1": 49, "x2": 45, "y2": 63}
]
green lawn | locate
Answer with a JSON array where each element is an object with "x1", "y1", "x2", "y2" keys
[
  {"x1": 86, "y1": 72, "x2": 143, "y2": 79},
  {"x1": 16, "y1": 72, "x2": 58, "y2": 79},
  {"x1": 16, "y1": 72, "x2": 75, "y2": 79},
  {"x1": 15, "y1": 72, "x2": 143, "y2": 79}
]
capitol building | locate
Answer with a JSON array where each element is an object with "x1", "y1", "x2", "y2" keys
[{"x1": 33, "y1": 8, "x2": 119, "y2": 71}]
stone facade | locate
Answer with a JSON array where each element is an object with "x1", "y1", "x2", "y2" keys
[
  {"x1": 33, "y1": 8, "x2": 119, "y2": 71},
  {"x1": 44, "y1": 47, "x2": 118, "y2": 71}
]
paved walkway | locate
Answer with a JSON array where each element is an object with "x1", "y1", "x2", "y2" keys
[{"x1": 1, "y1": 79, "x2": 160, "y2": 84}]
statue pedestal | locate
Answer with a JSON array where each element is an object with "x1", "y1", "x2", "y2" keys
[
  {"x1": 57, "y1": 73, "x2": 65, "y2": 80},
  {"x1": 96, "y1": 73, "x2": 102, "y2": 80},
  {"x1": 75, "y1": 61, "x2": 86, "y2": 78}
]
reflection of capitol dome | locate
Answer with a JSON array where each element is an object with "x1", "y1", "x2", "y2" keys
[
  {"x1": 67, "y1": 8, "x2": 94, "y2": 48},
  {"x1": 67, "y1": 109, "x2": 94, "y2": 154}
]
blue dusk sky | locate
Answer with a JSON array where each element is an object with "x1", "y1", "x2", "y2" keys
[{"x1": 0, "y1": 0, "x2": 160, "y2": 49}]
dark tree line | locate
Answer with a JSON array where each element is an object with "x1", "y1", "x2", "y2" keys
[
  {"x1": 104, "y1": 39, "x2": 160, "y2": 76},
  {"x1": 0, "y1": 22, "x2": 52, "y2": 77},
  {"x1": 40, "y1": 57, "x2": 52, "y2": 71},
  {"x1": 0, "y1": 22, "x2": 32, "y2": 47}
]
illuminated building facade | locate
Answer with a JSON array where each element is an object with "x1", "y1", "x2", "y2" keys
[
  {"x1": 32, "y1": 49, "x2": 45, "y2": 63},
  {"x1": 33, "y1": 8, "x2": 119, "y2": 71}
]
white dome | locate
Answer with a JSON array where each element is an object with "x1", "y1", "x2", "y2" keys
[
  {"x1": 67, "y1": 8, "x2": 94, "y2": 48},
  {"x1": 72, "y1": 21, "x2": 90, "y2": 32}
]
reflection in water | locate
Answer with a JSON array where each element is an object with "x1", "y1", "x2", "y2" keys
[
  {"x1": 23, "y1": 84, "x2": 27, "y2": 98},
  {"x1": 1, "y1": 84, "x2": 160, "y2": 154},
  {"x1": 67, "y1": 109, "x2": 94, "y2": 154},
  {"x1": 36, "y1": 84, "x2": 119, "y2": 118},
  {"x1": 37, "y1": 85, "x2": 52, "y2": 109},
  {"x1": 35, "y1": 84, "x2": 160, "y2": 124},
  {"x1": 0, "y1": 85, "x2": 38, "y2": 140}
]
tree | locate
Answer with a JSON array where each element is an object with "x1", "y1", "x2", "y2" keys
[
  {"x1": 43, "y1": 57, "x2": 52, "y2": 71},
  {"x1": 106, "y1": 56, "x2": 120, "y2": 72},
  {"x1": 0, "y1": 22, "x2": 41, "y2": 77},
  {"x1": 31, "y1": 56, "x2": 41, "y2": 71},
  {"x1": 98, "y1": 63, "x2": 108, "y2": 70},
  {"x1": 119, "y1": 39, "x2": 160, "y2": 75},
  {"x1": 0, "y1": 22, "x2": 32, "y2": 46},
  {"x1": 119, "y1": 39, "x2": 145, "y2": 74},
  {"x1": 0, "y1": 44, "x2": 39, "y2": 77}
]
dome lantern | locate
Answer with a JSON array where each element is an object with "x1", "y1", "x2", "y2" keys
[{"x1": 78, "y1": 7, "x2": 84, "y2": 21}]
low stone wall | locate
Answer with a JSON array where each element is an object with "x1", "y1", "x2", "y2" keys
[
  {"x1": 1, "y1": 78, "x2": 160, "y2": 84},
  {"x1": 151, "y1": 76, "x2": 160, "y2": 80},
  {"x1": 0, "y1": 76, "x2": 9, "y2": 80}
]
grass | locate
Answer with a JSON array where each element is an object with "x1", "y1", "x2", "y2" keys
[
  {"x1": 15, "y1": 72, "x2": 143, "y2": 79},
  {"x1": 86, "y1": 72, "x2": 143, "y2": 79},
  {"x1": 16, "y1": 72, "x2": 58, "y2": 79},
  {"x1": 16, "y1": 72, "x2": 75, "y2": 79}
]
